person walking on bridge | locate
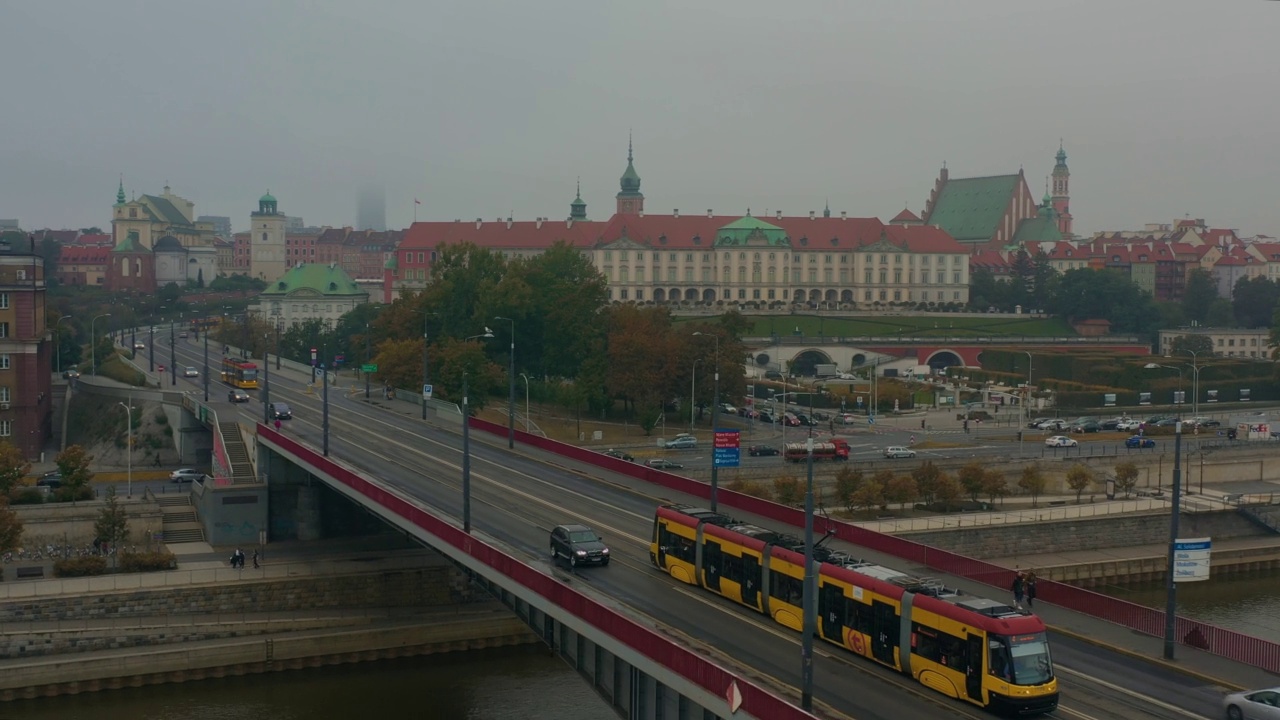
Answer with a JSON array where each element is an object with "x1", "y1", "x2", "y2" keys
[{"x1": 1011, "y1": 570, "x2": 1026, "y2": 610}]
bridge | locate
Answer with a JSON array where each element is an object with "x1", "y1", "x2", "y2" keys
[
  {"x1": 93, "y1": 333, "x2": 1280, "y2": 719},
  {"x1": 741, "y1": 335, "x2": 1151, "y2": 376}
]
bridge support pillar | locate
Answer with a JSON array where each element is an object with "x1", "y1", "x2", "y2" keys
[{"x1": 295, "y1": 486, "x2": 322, "y2": 541}]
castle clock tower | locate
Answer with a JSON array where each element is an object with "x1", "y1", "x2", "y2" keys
[{"x1": 250, "y1": 191, "x2": 287, "y2": 282}]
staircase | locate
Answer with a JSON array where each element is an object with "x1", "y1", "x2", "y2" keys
[
  {"x1": 218, "y1": 421, "x2": 256, "y2": 484},
  {"x1": 1237, "y1": 505, "x2": 1280, "y2": 536},
  {"x1": 158, "y1": 494, "x2": 205, "y2": 543}
]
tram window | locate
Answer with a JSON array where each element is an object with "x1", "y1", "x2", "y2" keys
[
  {"x1": 722, "y1": 554, "x2": 744, "y2": 584},
  {"x1": 852, "y1": 601, "x2": 872, "y2": 635},
  {"x1": 913, "y1": 625, "x2": 939, "y2": 662},
  {"x1": 770, "y1": 573, "x2": 803, "y2": 604},
  {"x1": 659, "y1": 525, "x2": 697, "y2": 563}
]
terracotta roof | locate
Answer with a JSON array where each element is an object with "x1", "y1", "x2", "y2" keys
[
  {"x1": 968, "y1": 249, "x2": 1009, "y2": 270},
  {"x1": 71, "y1": 233, "x2": 112, "y2": 246},
  {"x1": 57, "y1": 246, "x2": 109, "y2": 264},
  {"x1": 890, "y1": 208, "x2": 921, "y2": 222}
]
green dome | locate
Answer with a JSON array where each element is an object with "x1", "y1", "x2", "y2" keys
[{"x1": 260, "y1": 191, "x2": 277, "y2": 203}]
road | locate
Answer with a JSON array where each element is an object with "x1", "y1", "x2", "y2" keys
[{"x1": 160, "y1": 337, "x2": 1230, "y2": 720}]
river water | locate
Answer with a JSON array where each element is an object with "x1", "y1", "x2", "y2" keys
[
  {"x1": 1097, "y1": 568, "x2": 1280, "y2": 642},
  {"x1": 3, "y1": 646, "x2": 612, "y2": 720}
]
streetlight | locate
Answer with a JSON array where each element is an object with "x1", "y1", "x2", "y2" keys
[
  {"x1": 1179, "y1": 349, "x2": 1202, "y2": 419},
  {"x1": 1144, "y1": 361, "x2": 1184, "y2": 660},
  {"x1": 117, "y1": 400, "x2": 133, "y2": 498},
  {"x1": 519, "y1": 372, "x2": 530, "y2": 432},
  {"x1": 169, "y1": 318, "x2": 177, "y2": 386},
  {"x1": 460, "y1": 327, "x2": 495, "y2": 534},
  {"x1": 690, "y1": 358, "x2": 702, "y2": 434},
  {"x1": 91, "y1": 313, "x2": 111, "y2": 376},
  {"x1": 801, "y1": 433, "x2": 816, "y2": 711},
  {"x1": 364, "y1": 323, "x2": 373, "y2": 400},
  {"x1": 54, "y1": 315, "x2": 73, "y2": 376},
  {"x1": 422, "y1": 311, "x2": 439, "y2": 421},
  {"x1": 693, "y1": 331, "x2": 720, "y2": 512},
  {"x1": 1021, "y1": 351, "x2": 1033, "y2": 457},
  {"x1": 203, "y1": 324, "x2": 210, "y2": 402},
  {"x1": 494, "y1": 316, "x2": 516, "y2": 449}
]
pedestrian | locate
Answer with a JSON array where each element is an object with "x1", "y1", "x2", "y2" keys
[
  {"x1": 154, "y1": 454, "x2": 162, "y2": 468},
  {"x1": 252, "y1": 550, "x2": 260, "y2": 569},
  {"x1": 963, "y1": 419, "x2": 969, "y2": 434},
  {"x1": 234, "y1": 548, "x2": 245, "y2": 569},
  {"x1": 274, "y1": 419, "x2": 282, "y2": 432},
  {"x1": 1025, "y1": 571, "x2": 1038, "y2": 609},
  {"x1": 920, "y1": 418, "x2": 926, "y2": 431},
  {"x1": 1011, "y1": 570, "x2": 1026, "y2": 610},
  {"x1": 910, "y1": 434, "x2": 916, "y2": 446}
]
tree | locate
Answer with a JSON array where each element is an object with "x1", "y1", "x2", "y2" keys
[
  {"x1": 1029, "y1": 251, "x2": 1058, "y2": 310},
  {"x1": 981, "y1": 469, "x2": 1009, "y2": 506},
  {"x1": 1234, "y1": 276, "x2": 1279, "y2": 328},
  {"x1": 1065, "y1": 464, "x2": 1095, "y2": 503},
  {"x1": 934, "y1": 474, "x2": 962, "y2": 511},
  {"x1": 371, "y1": 338, "x2": 425, "y2": 392},
  {"x1": 0, "y1": 440, "x2": 31, "y2": 496},
  {"x1": 833, "y1": 466, "x2": 864, "y2": 512},
  {"x1": 157, "y1": 282, "x2": 183, "y2": 305},
  {"x1": 1114, "y1": 461, "x2": 1139, "y2": 499},
  {"x1": 849, "y1": 481, "x2": 883, "y2": 515},
  {"x1": 1018, "y1": 464, "x2": 1047, "y2": 507},
  {"x1": 55, "y1": 445, "x2": 95, "y2": 496},
  {"x1": 773, "y1": 474, "x2": 802, "y2": 506},
  {"x1": 957, "y1": 460, "x2": 986, "y2": 503},
  {"x1": 429, "y1": 337, "x2": 504, "y2": 410},
  {"x1": 911, "y1": 461, "x2": 941, "y2": 504},
  {"x1": 1170, "y1": 333, "x2": 1214, "y2": 357},
  {"x1": 0, "y1": 499, "x2": 22, "y2": 554},
  {"x1": 883, "y1": 475, "x2": 918, "y2": 513},
  {"x1": 94, "y1": 486, "x2": 130, "y2": 559},
  {"x1": 1205, "y1": 298, "x2": 1235, "y2": 328},
  {"x1": 1181, "y1": 268, "x2": 1219, "y2": 324}
]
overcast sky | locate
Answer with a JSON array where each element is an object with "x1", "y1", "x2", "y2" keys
[{"x1": 2, "y1": 1, "x2": 1275, "y2": 237}]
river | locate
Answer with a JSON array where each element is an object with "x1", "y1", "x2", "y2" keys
[
  {"x1": 2, "y1": 646, "x2": 612, "y2": 720},
  {"x1": 1097, "y1": 568, "x2": 1280, "y2": 642}
]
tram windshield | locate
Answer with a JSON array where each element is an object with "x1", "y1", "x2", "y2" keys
[{"x1": 990, "y1": 632, "x2": 1053, "y2": 686}]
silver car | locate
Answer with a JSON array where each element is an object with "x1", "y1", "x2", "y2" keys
[{"x1": 1224, "y1": 687, "x2": 1280, "y2": 720}]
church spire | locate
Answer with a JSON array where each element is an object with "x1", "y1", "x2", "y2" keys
[
  {"x1": 116, "y1": 176, "x2": 126, "y2": 205},
  {"x1": 823, "y1": 199, "x2": 831, "y2": 218},
  {"x1": 570, "y1": 177, "x2": 587, "y2": 221},
  {"x1": 616, "y1": 134, "x2": 644, "y2": 215}
]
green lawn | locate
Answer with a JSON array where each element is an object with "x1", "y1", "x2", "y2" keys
[{"x1": 693, "y1": 314, "x2": 1074, "y2": 338}]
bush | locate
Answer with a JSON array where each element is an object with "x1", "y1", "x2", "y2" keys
[
  {"x1": 118, "y1": 550, "x2": 177, "y2": 573},
  {"x1": 52, "y1": 485, "x2": 95, "y2": 503},
  {"x1": 9, "y1": 488, "x2": 44, "y2": 505},
  {"x1": 726, "y1": 478, "x2": 774, "y2": 501},
  {"x1": 54, "y1": 555, "x2": 107, "y2": 577}
]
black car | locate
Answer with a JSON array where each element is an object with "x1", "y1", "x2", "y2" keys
[
  {"x1": 62, "y1": 369, "x2": 81, "y2": 379},
  {"x1": 748, "y1": 445, "x2": 779, "y2": 456},
  {"x1": 269, "y1": 402, "x2": 292, "y2": 420},
  {"x1": 550, "y1": 524, "x2": 610, "y2": 568},
  {"x1": 228, "y1": 389, "x2": 250, "y2": 403},
  {"x1": 602, "y1": 448, "x2": 634, "y2": 462},
  {"x1": 36, "y1": 473, "x2": 62, "y2": 488},
  {"x1": 647, "y1": 458, "x2": 684, "y2": 470}
]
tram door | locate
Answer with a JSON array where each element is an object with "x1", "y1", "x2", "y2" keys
[
  {"x1": 870, "y1": 601, "x2": 897, "y2": 666},
  {"x1": 819, "y1": 583, "x2": 845, "y2": 643},
  {"x1": 703, "y1": 540, "x2": 722, "y2": 592},
  {"x1": 966, "y1": 634, "x2": 985, "y2": 702},
  {"x1": 741, "y1": 553, "x2": 760, "y2": 609}
]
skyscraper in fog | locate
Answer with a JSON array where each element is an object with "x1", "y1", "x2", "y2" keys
[{"x1": 356, "y1": 185, "x2": 386, "y2": 232}]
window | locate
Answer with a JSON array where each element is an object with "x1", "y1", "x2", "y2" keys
[
  {"x1": 767, "y1": 289, "x2": 776, "y2": 299},
  {"x1": 636, "y1": 251, "x2": 644, "y2": 261},
  {"x1": 893, "y1": 290, "x2": 901, "y2": 301},
  {"x1": 620, "y1": 267, "x2": 629, "y2": 282},
  {"x1": 894, "y1": 270, "x2": 902, "y2": 284},
  {"x1": 739, "y1": 252, "x2": 746, "y2": 261},
  {"x1": 879, "y1": 290, "x2": 887, "y2": 301},
  {"x1": 636, "y1": 268, "x2": 645, "y2": 282},
  {"x1": 636, "y1": 289, "x2": 644, "y2": 300},
  {"x1": 0, "y1": 293, "x2": 7, "y2": 309},
  {"x1": 768, "y1": 267, "x2": 776, "y2": 282},
  {"x1": 670, "y1": 253, "x2": 678, "y2": 261},
  {"x1": 953, "y1": 272, "x2": 961, "y2": 284},
  {"x1": 604, "y1": 250, "x2": 613, "y2": 261},
  {"x1": 620, "y1": 289, "x2": 629, "y2": 300},
  {"x1": 685, "y1": 268, "x2": 694, "y2": 282},
  {"x1": 0, "y1": 421, "x2": 9, "y2": 437},
  {"x1": 668, "y1": 268, "x2": 676, "y2": 282},
  {"x1": 864, "y1": 290, "x2": 873, "y2": 301},
  {"x1": 262, "y1": 232, "x2": 268, "y2": 242},
  {"x1": 752, "y1": 289, "x2": 761, "y2": 299},
  {"x1": 0, "y1": 323, "x2": 7, "y2": 338},
  {"x1": 922, "y1": 256, "x2": 930, "y2": 267},
  {"x1": 864, "y1": 270, "x2": 873, "y2": 284},
  {"x1": 1229, "y1": 339, "x2": 1235, "y2": 347},
  {"x1": 824, "y1": 254, "x2": 832, "y2": 264},
  {"x1": 702, "y1": 268, "x2": 711, "y2": 282},
  {"x1": 1217, "y1": 339, "x2": 1224, "y2": 346},
  {"x1": 769, "y1": 253, "x2": 776, "y2": 261},
  {"x1": 604, "y1": 265, "x2": 613, "y2": 280},
  {"x1": 879, "y1": 270, "x2": 887, "y2": 284},
  {"x1": 808, "y1": 269, "x2": 817, "y2": 282},
  {"x1": 129, "y1": 208, "x2": 137, "y2": 218},
  {"x1": 824, "y1": 269, "x2": 832, "y2": 283},
  {"x1": 937, "y1": 271, "x2": 945, "y2": 284},
  {"x1": 739, "y1": 267, "x2": 747, "y2": 282},
  {"x1": 894, "y1": 254, "x2": 902, "y2": 264},
  {"x1": 620, "y1": 250, "x2": 629, "y2": 261},
  {"x1": 0, "y1": 387, "x2": 8, "y2": 402},
  {"x1": 0, "y1": 355, "x2": 8, "y2": 369},
  {"x1": 686, "y1": 253, "x2": 694, "y2": 262},
  {"x1": 738, "y1": 289, "x2": 746, "y2": 299}
]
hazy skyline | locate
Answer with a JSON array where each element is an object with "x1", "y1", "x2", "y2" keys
[{"x1": 2, "y1": 1, "x2": 1276, "y2": 236}]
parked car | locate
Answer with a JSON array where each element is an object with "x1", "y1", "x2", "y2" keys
[
  {"x1": 883, "y1": 446, "x2": 917, "y2": 459},
  {"x1": 269, "y1": 402, "x2": 292, "y2": 420},
  {"x1": 1154, "y1": 417, "x2": 1179, "y2": 427},
  {"x1": 1071, "y1": 421, "x2": 1101, "y2": 433},
  {"x1": 1125, "y1": 436, "x2": 1156, "y2": 449},
  {"x1": 35, "y1": 473, "x2": 62, "y2": 488},
  {"x1": 781, "y1": 413, "x2": 801, "y2": 427},
  {"x1": 62, "y1": 369, "x2": 81, "y2": 379},
  {"x1": 602, "y1": 448, "x2": 634, "y2": 462},
  {"x1": 1045, "y1": 435, "x2": 1078, "y2": 448},
  {"x1": 183, "y1": 366, "x2": 199, "y2": 377},
  {"x1": 549, "y1": 523, "x2": 610, "y2": 568},
  {"x1": 1100, "y1": 417, "x2": 1123, "y2": 430},
  {"x1": 169, "y1": 468, "x2": 204, "y2": 483},
  {"x1": 1116, "y1": 419, "x2": 1142, "y2": 431},
  {"x1": 718, "y1": 403, "x2": 737, "y2": 415},
  {"x1": 1222, "y1": 686, "x2": 1280, "y2": 720},
  {"x1": 665, "y1": 434, "x2": 697, "y2": 450},
  {"x1": 1028, "y1": 417, "x2": 1052, "y2": 429},
  {"x1": 837, "y1": 413, "x2": 858, "y2": 425},
  {"x1": 748, "y1": 445, "x2": 779, "y2": 457},
  {"x1": 228, "y1": 388, "x2": 250, "y2": 403},
  {"x1": 757, "y1": 411, "x2": 776, "y2": 424},
  {"x1": 647, "y1": 458, "x2": 684, "y2": 470},
  {"x1": 764, "y1": 370, "x2": 783, "y2": 380},
  {"x1": 1189, "y1": 417, "x2": 1221, "y2": 428},
  {"x1": 1036, "y1": 419, "x2": 1066, "y2": 431}
]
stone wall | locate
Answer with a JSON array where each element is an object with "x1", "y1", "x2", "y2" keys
[
  {"x1": 900, "y1": 510, "x2": 1264, "y2": 559},
  {"x1": 15, "y1": 497, "x2": 163, "y2": 547},
  {"x1": 0, "y1": 567, "x2": 472, "y2": 624}
]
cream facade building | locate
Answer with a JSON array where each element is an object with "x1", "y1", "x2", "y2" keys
[{"x1": 249, "y1": 192, "x2": 288, "y2": 283}]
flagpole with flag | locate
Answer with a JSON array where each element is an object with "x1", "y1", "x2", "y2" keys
[{"x1": 414, "y1": 198, "x2": 421, "y2": 223}]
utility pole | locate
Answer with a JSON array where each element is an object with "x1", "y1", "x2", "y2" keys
[
  {"x1": 462, "y1": 372, "x2": 472, "y2": 532},
  {"x1": 322, "y1": 354, "x2": 330, "y2": 456},
  {"x1": 801, "y1": 432, "x2": 816, "y2": 710},
  {"x1": 203, "y1": 328, "x2": 210, "y2": 402},
  {"x1": 422, "y1": 313, "x2": 431, "y2": 420}
]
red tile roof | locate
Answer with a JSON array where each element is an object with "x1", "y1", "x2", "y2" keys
[
  {"x1": 58, "y1": 246, "x2": 109, "y2": 264},
  {"x1": 890, "y1": 208, "x2": 921, "y2": 222},
  {"x1": 70, "y1": 233, "x2": 112, "y2": 246}
]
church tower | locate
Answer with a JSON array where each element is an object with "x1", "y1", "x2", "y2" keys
[
  {"x1": 570, "y1": 179, "x2": 588, "y2": 221},
  {"x1": 250, "y1": 191, "x2": 288, "y2": 283},
  {"x1": 1051, "y1": 142, "x2": 1072, "y2": 236},
  {"x1": 615, "y1": 136, "x2": 644, "y2": 215}
]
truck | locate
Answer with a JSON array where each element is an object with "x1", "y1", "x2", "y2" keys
[
  {"x1": 783, "y1": 438, "x2": 850, "y2": 463},
  {"x1": 814, "y1": 364, "x2": 838, "y2": 378}
]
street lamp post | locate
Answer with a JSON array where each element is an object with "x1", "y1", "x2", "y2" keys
[
  {"x1": 55, "y1": 315, "x2": 73, "y2": 376},
  {"x1": 691, "y1": 358, "x2": 702, "y2": 434},
  {"x1": 203, "y1": 327, "x2": 210, "y2": 402},
  {"x1": 495, "y1": 316, "x2": 516, "y2": 448},
  {"x1": 801, "y1": 433, "x2": 817, "y2": 710},
  {"x1": 1145, "y1": 362, "x2": 1184, "y2": 660},
  {"x1": 321, "y1": 349, "x2": 330, "y2": 456},
  {"x1": 461, "y1": 329, "x2": 495, "y2": 533},
  {"x1": 694, "y1": 331, "x2": 720, "y2": 512},
  {"x1": 364, "y1": 323, "x2": 372, "y2": 400},
  {"x1": 169, "y1": 319, "x2": 177, "y2": 386},
  {"x1": 519, "y1": 372, "x2": 530, "y2": 432},
  {"x1": 1021, "y1": 351, "x2": 1033, "y2": 457},
  {"x1": 421, "y1": 311, "x2": 437, "y2": 420},
  {"x1": 1180, "y1": 349, "x2": 1202, "y2": 419},
  {"x1": 117, "y1": 400, "x2": 133, "y2": 498},
  {"x1": 91, "y1": 313, "x2": 111, "y2": 376}
]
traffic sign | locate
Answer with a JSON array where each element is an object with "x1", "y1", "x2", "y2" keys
[
  {"x1": 713, "y1": 429, "x2": 741, "y2": 468},
  {"x1": 422, "y1": 383, "x2": 433, "y2": 400},
  {"x1": 361, "y1": 363, "x2": 378, "y2": 373}
]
